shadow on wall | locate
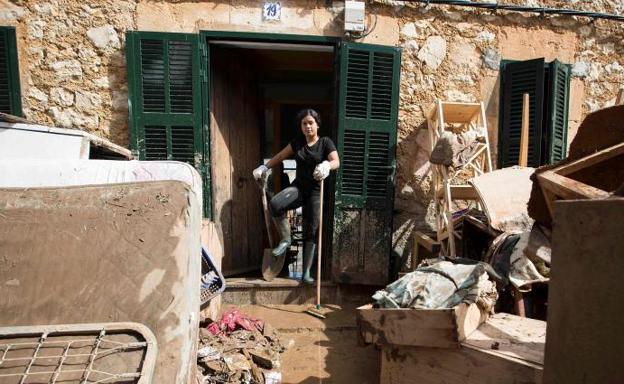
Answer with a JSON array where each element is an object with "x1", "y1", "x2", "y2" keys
[
  {"x1": 107, "y1": 49, "x2": 130, "y2": 148},
  {"x1": 392, "y1": 119, "x2": 435, "y2": 276}
]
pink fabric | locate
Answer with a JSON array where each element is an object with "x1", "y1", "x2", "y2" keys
[{"x1": 207, "y1": 309, "x2": 264, "y2": 336}]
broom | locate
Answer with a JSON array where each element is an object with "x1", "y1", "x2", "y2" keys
[{"x1": 305, "y1": 179, "x2": 326, "y2": 319}]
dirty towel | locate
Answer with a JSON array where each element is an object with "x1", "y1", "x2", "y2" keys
[
  {"x1": 207, "y1": 309, "x2": 264, "y2": 336},
  {"x1": 372, "y1": 260, "x2": 498, "y2": 312},
  {"x1": 430, "y1": 130, "x2": 484, "y2": 167},
  {"x1": 487, "y1": 225, "x2": 550, "y2": 291}
]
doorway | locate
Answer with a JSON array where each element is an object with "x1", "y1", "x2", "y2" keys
[{"x1": 207, "y1": 37, "x2": 337, "y2": 277}]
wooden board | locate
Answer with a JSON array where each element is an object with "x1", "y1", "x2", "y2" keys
[
  {"x1": 379, "y1": 313, "x2": 545, "y2": 384},
  {"x1": 463, "y1": 313, "x2": 546, "y2": 366},
  {"x1": 469, "y1": 167, "x2": 535, "y2": 232},
  {"x1": 380, "y1": 343, "x2": 543, "y2": 384},
  {"x1": 357, "y1": 303, "x2": 487, "y2": 349},
  {"x1": 211, "y1": 46, "x2": 263, "y2": 276},
  {"x1": 543, "y1": 199, "x2": 624, "y2": 384}
]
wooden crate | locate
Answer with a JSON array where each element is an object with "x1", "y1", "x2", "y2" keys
[
  {"x1": 356, "y1": 303, "x2": 488, "y2": 349},
  {"x1": 379, "y1": 313, "x2": 545, "y2": 384}
]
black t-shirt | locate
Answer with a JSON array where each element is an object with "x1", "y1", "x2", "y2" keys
[{"x1": 289, "y1": 135, "x2": 337, "y2": 192}]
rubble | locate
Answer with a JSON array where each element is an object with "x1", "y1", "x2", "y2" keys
[{"x1": 197, "y1": 310, "x2": 290, "y2": 384}]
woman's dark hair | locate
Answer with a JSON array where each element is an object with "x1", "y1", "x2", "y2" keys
[{"x1": 296, "y1": 108, "x2": 321, "y2": 127}]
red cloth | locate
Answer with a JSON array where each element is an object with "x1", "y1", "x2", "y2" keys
[{"x1": 207, "y1": 309, "x2": 264, "y2": 336}]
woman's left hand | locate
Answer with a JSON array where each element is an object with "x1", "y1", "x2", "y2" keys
[{"x1": 313, "y1": 161, "x2": 331, "y2": 181}]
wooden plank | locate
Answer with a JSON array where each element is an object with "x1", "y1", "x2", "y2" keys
[
  {"x1": 211, "y1": 49, "x2": 234, "y2": 275},
  {"x1": 439, "y1": 102, "x2": 481, "y2": 123},
  {"x1": 380, "y1": 344, "x2": 543, "y2": 384},
  {"x1": 553, "y1": 141, "x2": 624, "y2": 176},
  {"x1": 436, "y1": 184, "x2": 478, "y2": 200},
  {"x1": 537, "y1": 171, "x2": 609, "y2": 200},
  {"x1": 356, "y1": 303, "x2": 486, "y2": 349},
  {"x1": 543, "y1": 199, "x2": 624, "y2": 384},
  {"x1": 519, "y1": 93, "x2": 530, "y2": 167},
  {"x1": 463, "y1": 313, "x2": 546, "y2": 366},
  {"x1": 616, "y1": 88, "x2": 624, "y2": 105},
  {"x1": 412, "y1": 231, "x2": 440, "y2": 252}
]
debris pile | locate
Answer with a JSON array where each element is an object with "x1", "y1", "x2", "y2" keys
[
  {"x1": 197, "y1": 310, "x2": 290, "y2": 384},
  {"x1": 373, "y1": 259, "x2": 499, "y2": 312}
]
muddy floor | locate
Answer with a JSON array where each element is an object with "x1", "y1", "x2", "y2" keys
[{"x1": 218, "y1": 304, "x2": 380, "y2": 384}]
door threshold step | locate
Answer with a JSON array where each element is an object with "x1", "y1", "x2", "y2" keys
[{"x1": 226, "y1": 277, "x2": 336, "y2": 289}]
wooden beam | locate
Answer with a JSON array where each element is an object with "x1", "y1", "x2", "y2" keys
[
  {"x1": 519, "y1": 93, "x2": 530, "y2": 167},
  {"x1": 553, "y1": 142, "x2": 624, "y2": 176},
  {"x1": 436, "y1": 185, "x2": 478, "y2": 200},
  {"x1": 537, "y1": 171, "x2": 610, "y2": 200},
  {"x1": 616, "y1": 88, "x2": 624, "y2": 105}
]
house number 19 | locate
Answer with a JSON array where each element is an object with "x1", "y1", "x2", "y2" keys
[{"x1": 263, "y1": 2, "x2": 281, "y2": 21}]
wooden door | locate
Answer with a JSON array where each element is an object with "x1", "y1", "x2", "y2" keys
[{"x1": 210, "y1": 46, "x2": 263, "y2": 276}]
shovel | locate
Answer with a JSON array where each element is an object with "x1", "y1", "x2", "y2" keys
[{"x1": 257, "y1": 175, "x2": 286, "y2": 281}]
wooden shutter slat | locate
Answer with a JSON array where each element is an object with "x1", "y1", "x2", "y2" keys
[
  {"x1": 127, "y1": 31, "x2": 211, "y2": 218},
  {"x1": 337, "y1": 43, "x2": 400, "y2": 209},
  {"x1": 500, "y1": 58, "x2": 545, "y2": 168},
  {"x1": 547, "y1": 60, "x2": 570, "y2": 164},
  {"x1": 0, "y1": 27, "x2": 21, "y2": 116}
]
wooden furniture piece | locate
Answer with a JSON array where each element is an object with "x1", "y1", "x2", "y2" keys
[
  {"x1": 426, "y1": 100, "x2": 493, "y2": 257},
  {"x1": 378, "y1": 313, "x2": 545, "y2": 384},
  {"x1": 357, "y1": 302, "x2": 488, "y2": 349},
  {"x1": 357, "y1": 304, "x2": 545, "y2": 384},
  {"x1": 537, "y1": 141, "x2": 624, "y2": 215},
  {"x1": 410, "y1": 231, "x2": 441, "y2": 270},
  {"x1": 544, "y1": 198, "x2": 624, "y2": 384}
]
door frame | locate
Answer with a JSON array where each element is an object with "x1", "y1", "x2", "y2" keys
[{"x1": 200, "y1": 31, "x2": 341, "y2": 276}]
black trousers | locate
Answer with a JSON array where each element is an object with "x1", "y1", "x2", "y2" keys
[{"x1": 270, "y1": 184, "x2": 321, "y2": 244}]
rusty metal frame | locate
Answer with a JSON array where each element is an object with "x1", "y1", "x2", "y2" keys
[{"x1": 0, "y1": 322, "x2": 157, "y2": 384}]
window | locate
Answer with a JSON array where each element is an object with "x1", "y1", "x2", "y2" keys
[
  {"x1": 499, "y1": 58, "x2": 571, "y2": 168},
  {"x1": 0, "y1": 26, "x2": 22, "y2": 116},
  {"x1": 126, "y1": 31, "x2": 211, "y2": 217}
]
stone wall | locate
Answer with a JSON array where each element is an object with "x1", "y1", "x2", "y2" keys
[
  {"x1": 388, "y1": 2, "x2": 624, "y2": 265},
  {"x1": 1, "y1": 0, "x2": 136, "y2": 146},
  {"x1": 2, "y1": 0, "x2": 624, "y2": 266}
]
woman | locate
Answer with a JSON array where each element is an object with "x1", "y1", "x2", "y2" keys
[{"x1": 253, "y1": 109, "x2": 340, "y2": 283}]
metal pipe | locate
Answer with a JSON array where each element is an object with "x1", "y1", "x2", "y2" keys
[{"x1": 396, "y1": 0, "x2": 624, "y2": 22}]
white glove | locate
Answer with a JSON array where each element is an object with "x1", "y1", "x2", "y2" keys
[
  {"x1": 313, "y1": 161, "x2": 331, "y2": 181},
  {"x1": 253, "y1": 164, "x2": 268, "y2": 180}
]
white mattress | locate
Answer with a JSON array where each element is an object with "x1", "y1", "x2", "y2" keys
[{"x1": 0, "y1": 159, "x2": 203, "y2": 210}]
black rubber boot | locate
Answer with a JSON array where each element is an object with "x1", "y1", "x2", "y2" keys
[
  {"x1": 271, "y1": 215, "x2": 291, "y2": 257},
  {"x1": 302, "y1": 241, "x2": 316, "y2": 284}
]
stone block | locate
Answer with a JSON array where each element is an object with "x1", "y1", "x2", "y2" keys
[
  {"x1": 87, "y1": 25, "x2": 121, "y2": 50},
  {"x1": 482, "y1": 48, "x2": 500, "y2": 70},
  {"x1": 28, "y1": 87, "x2": 48, "y2": 103},
  {"x1": 50, "y1": 87, "x2": 74, "y2": 107},
  {"x1": 417, "y1": 36, "x2": 447, "y2": 70},
  {"x1": 572, "y1": 61, "x2": 589, "y2": 78},
  {"x1": 49, "y1": 60, "x2": 83, "y2": 79},
  {"x1": 0, "y1": 0, "x2": 25, "y2": 21}
]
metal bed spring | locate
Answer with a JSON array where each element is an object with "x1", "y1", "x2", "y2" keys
[{"x1": 0, "y1": 322, "x2": 157, "y2": 384}]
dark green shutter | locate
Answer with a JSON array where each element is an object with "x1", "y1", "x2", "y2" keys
[
  {"x1": 546, "y1": 60, "x2": 570, "y2": 163},
  {"x1": 0, "y1": 27, "x2": 22, "y2": 116},
  {"x1": 336, "y1": 42, "x2": 400, "y2": 209},
  {"x1": 499, "y1": 58, "x2": 545, "y2": 168},
  {"x1": 126, "y1": 31, "x2": 211, "y2": 217}
]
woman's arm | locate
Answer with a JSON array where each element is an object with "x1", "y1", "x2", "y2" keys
[
  {"x1": 327, "y1": 150, "x2": 340, "y2": 170},
  {"x1": 266, "y1": 144, "x2": 294, "y2": 168}
]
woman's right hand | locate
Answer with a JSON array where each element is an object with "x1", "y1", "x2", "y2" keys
[{"x1": 253, "y1": 164, "x2": 268, "y2": 180}]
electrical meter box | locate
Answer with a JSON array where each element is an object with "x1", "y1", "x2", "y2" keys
[{"x1": 345, "y1": 1, "x2": 365, "y2": 32}]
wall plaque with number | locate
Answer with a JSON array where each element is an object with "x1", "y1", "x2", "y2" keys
[{"x1": 263, "y1": 2, "x2": 281, "y2": 21}]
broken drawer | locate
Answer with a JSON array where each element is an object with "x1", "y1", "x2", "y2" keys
[
  {"x1": 379, "y1": 313, "x2": 545, "y2": 384},
  {"x1": 356, "y1": 303, "x2": 488, "y2": 349}
]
